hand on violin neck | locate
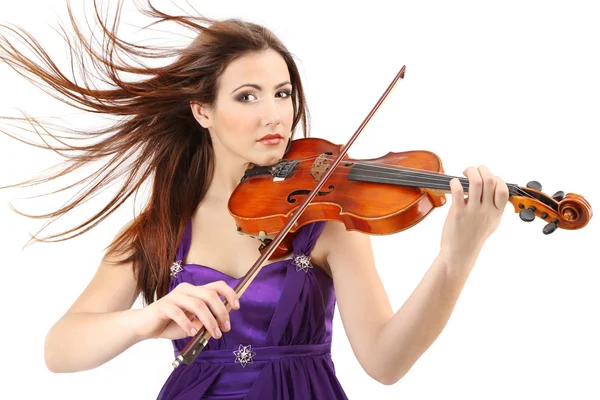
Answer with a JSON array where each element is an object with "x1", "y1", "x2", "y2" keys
[{"x1": 439, "y1": 165, "x2": 510, "y2": 266}]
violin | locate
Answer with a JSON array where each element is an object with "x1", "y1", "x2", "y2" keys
[
  {"x1": 172, "y1": 65, "x2": 592, "y2": 368},
  {"x1": 229, "y1": 136, "x2": 592, "y2": 259}
]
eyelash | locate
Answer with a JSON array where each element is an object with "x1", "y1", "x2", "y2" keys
[{"x1": 237, "y1": 90, "x2": 293, "y2": 102}]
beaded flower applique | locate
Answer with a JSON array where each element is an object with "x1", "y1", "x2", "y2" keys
[
  {"x1": 170, "y1": 260, "x2": 183, "y2": 277},
  {"x1": 233, "y1": 344, "x2": 256, "y2": 368},
  {"x1": 293, "y1": 253, "x2": 313, "y2": 273}
]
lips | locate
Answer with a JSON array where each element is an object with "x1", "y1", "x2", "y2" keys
[{"x1": 258, "y1": 133, "x2": 282, "y2": 141}]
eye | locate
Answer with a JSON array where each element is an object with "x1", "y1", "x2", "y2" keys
[
  {"x1": 237, "y1": 92, "x2": 257, "y2": 102},
  {"x1": 278, "y1": 90, "x2": 292, "y2": 98}
]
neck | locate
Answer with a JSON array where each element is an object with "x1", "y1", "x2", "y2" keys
[
  {"x1": 205, "y1": 149, "x2": 253, "y2": 204},
  {"x1": 347, "y1": 162, "x2": 521, "y2": 196}
]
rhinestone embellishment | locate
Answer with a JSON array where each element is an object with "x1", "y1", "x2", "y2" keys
[
  {"x1": 170, "y1": 259, "x2": 183, "y2": 277},
  {"x1": 293, "y1": 253, "x2": 313, "y2": 273},
  {"x1": 233, "y1": 344, "x2": 256, "y2": 368}
]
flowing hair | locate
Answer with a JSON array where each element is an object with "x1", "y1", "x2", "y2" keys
[{"x1": 0, "y1": 0, "x2": 310, "y2": 305}]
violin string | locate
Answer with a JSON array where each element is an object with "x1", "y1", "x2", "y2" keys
[
  {"x1": 296, "y1": 164, "x2": 531, "y2": 199},
  {"x1": 335, "y1": 156, "x2": 532, "y2": 199},
  {"x1": 286, "y1": 154, "x2": 464, "y2": 182},
  {"x1": 349, "y1": 162, "x2": 535, "y2": 199},
  {"x1": 286, "y1": 154, "x2": 493, "y2": 185},
  {"x1": 275, "y1": 153, "x2": 532, "y2": 198},
  {"x1": 310, "y1": 172, "x2": 529, "y2": 201},
  {"x1": 313, "y1": 172, "x2": 525, "y2": 197},
  {"x1": 283, "y1": 155, "x2": 535, "y2": 200},
  {"x1": 285, "y1": 167, "x2": 528, "y2": 199},
  {"x1": 285, "y1": 153, "x2": 479, "y2": 184},
  {"x1": 349, "y1": 167, "x2": 532, "y2": 199}
]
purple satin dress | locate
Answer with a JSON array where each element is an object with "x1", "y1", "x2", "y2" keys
[{"x1": 156, "y1": 219, "x2": 349, "y2": 399}]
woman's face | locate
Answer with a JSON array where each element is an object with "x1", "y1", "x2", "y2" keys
[{"x1": 192, "y1": 49, "x2": 295, "y2": 167}]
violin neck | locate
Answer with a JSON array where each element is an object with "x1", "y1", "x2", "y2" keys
[{"x1": 348, "y1": 162, "x2": 520, "y2": 196}]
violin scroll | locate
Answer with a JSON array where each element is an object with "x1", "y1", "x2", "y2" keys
[{"x1": 508, "y1": 182, "x2": 592, "y2": 234}]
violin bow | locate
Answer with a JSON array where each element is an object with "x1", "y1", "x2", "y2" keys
[{"x1": 172, "y1": 65, "x2": 407, "y2": 368}]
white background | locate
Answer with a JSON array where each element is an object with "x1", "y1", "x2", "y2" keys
[{"x1": 1, "y1": 1, "x2": 599, "y2": 399}]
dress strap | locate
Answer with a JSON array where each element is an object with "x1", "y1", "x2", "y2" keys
[
  {"x1": 292, "y1": 221, "x2": 327, "y2": 256},
  {"x1": 175, "y1": 218, "x2": 193, "y2": 263}
]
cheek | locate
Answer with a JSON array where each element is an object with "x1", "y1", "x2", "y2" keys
[
  {"x1": 283, "y1": 103, "x2": 295, "y2": 128},
  {"x1": 219, "y1": 107, "x2": 255, "y2": 138}
]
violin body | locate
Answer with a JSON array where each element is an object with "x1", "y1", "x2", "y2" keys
[{"x1": 229, "y1": 137, "x2": 450, "y2": 242}]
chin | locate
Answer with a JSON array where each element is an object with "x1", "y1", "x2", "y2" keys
[
  {"x1": 256, "y1": 156, "x2": 283, "y2": 167},
  {"x1": 250, "y1": 152, "x2": 284, "y2": 167},
  {"x1": 250, "y1": 146, "x2": 286, "y2": 165}
]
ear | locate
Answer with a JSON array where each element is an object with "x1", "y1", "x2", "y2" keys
[{"x1": 190, "y1": 101, "x2": 213, "y2": 129}]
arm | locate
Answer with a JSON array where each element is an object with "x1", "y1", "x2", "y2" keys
[
  {"x1": 323, "y1": 222, "x2": 480, "y2": 385},
  {"x1": 323, "y1": 166, "x2": 509, "y2": 385},
  {"x1": 44, "y1": 220, "x2": 143, "y2": 373},
  {"x1": 374, "y1": 250, "x2": 480, "y2": 384}
]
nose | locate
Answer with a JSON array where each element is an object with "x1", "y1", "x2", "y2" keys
[{"x1": 261, "y1": 97, "x2": 282, "y2": 127}]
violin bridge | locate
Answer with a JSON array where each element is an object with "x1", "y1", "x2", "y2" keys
[{"x1": 310, "y1": 154, "x2": 331, "y2": 182}]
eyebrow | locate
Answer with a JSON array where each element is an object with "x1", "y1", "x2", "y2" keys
[{"x1": 230, "y1": 81, "x2": 291, "y2": 94}]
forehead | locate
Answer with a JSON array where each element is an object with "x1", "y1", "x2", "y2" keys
[{"x1": 219, "y1": 49, "x2": 290, "y2": 90}]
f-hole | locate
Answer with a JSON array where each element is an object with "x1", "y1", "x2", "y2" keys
[{"x1": 287, "y1": 185, "x2": 335, "y2": 203}]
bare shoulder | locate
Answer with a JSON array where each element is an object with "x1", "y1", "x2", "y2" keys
[
  {"x1": 316, "y1": 220, "x2": 376, "y2": 273},
  {"x1": 63, "y1": 219, "x2": 140, "y2": 317},
  {"x1": 312, "y1": 219, "x2": 381, "y2": 282}
]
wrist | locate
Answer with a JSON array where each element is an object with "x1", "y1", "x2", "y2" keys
[
  {"x1": 437, "y1": 246, "x2": 480, "y2": 277},
  {"x1": 120, "y1": 308, "x2": 149, "y2": 343}
]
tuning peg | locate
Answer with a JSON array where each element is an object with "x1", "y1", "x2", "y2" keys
[
  {"x1": 526, "y1": 181, "x2": 542, "y2": 191},
  {"x1": 552, "y1": 190, "x2": 565, "y2": 201},
  {"x1": 543, "y1": 218, "x2": 559, "y2": 235},
  {"x1": 519, "y1": 206, "x2": 536, "y2": 222}
]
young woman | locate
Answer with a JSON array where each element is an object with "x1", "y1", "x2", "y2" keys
[{"x1": 1, "y1": 2, "x2": 512, "y2": 399}]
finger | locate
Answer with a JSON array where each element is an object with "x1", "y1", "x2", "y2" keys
[
  {"x1": 207, "y1": 280, "x2": 240, "y2": 310},
  {"x1": 494, "y1": 176, "x2": 510, "y2": 210},
  {"x1": 464, "y1": 166, "x2": 482, "y2": 210},
  {"x1": 199, "y1": 290, "x2": 232, "y2": 334},
  {"x1": 449, "y1": 177, "x2": 466, "y2": 210},
  {"x1": 478, "y1": 165, "x2": 496, "y2": 208},
  {"x1": 192, "y1": 300, "x2": 222, "y2": 339},
  {"x1": 177, "y1": 282, "x2": 231, "y2": 334},
  {"x1": 175, "y1": 282, "x2": 238, "y2": 336},
  {"x1": 173, "y1": 293, "x2": 222, "y2": 338},
  {"x1": 163, "y1": 303, "x2": 197, "y2": 337}
]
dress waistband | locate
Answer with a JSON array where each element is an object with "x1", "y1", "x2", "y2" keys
[{"x1": 174, "y1": 342, "x2": 332, "y2": 364}]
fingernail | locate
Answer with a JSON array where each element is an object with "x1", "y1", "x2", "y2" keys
[
  {"x1": 224, "y1": 320, "x2": 231, "y2": 331},
  {"x1": 235, "y1": 300, "x2": 240, "y2": 309},
  {"x1": 190, "y1": 328, "x2": 197, "y2": 336},
  {"x1": 215, "y1": 327, "x2": 222, "y2": 338}
]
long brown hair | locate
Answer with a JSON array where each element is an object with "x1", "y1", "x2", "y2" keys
[{"x1": 0, "y1": 1, "x2": 310, "y2": 305}]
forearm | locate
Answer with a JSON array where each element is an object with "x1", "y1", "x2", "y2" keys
[
  {"x1": 44, "y1": 308, "x2": 145, "y2": 373},
  {"x1": 371, "y1": 249, "x2": 480, "y2": 384}
]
